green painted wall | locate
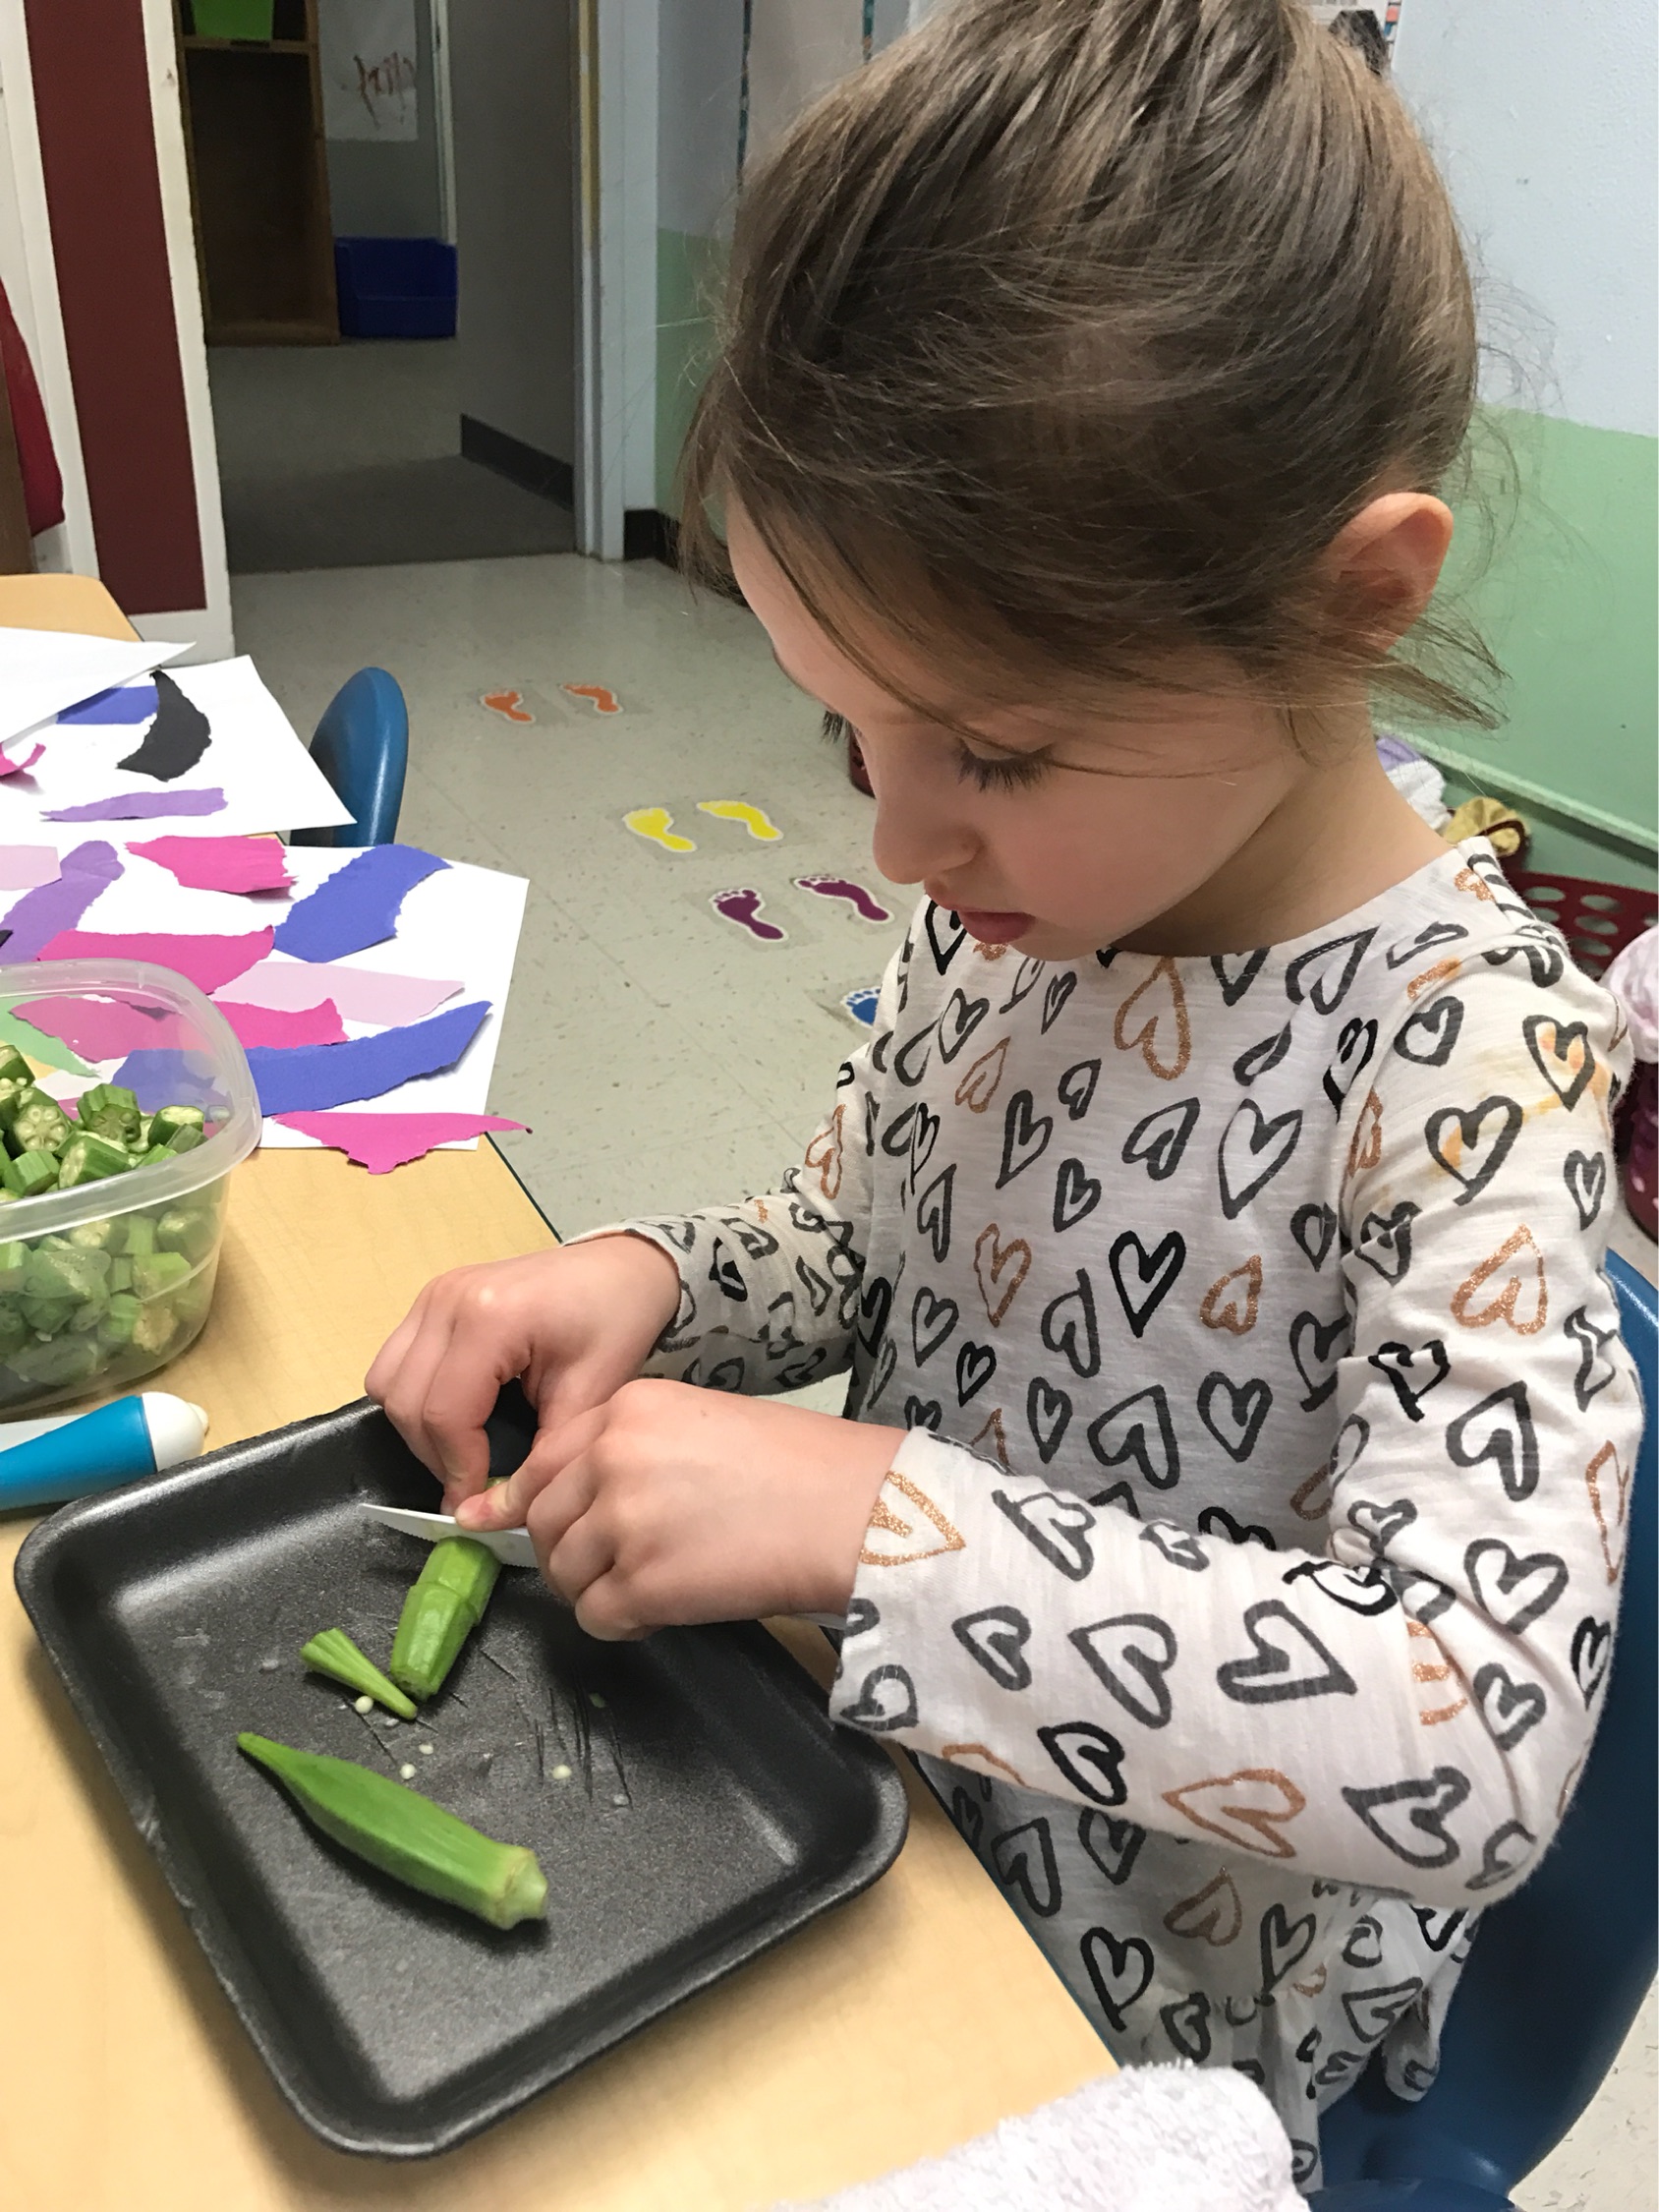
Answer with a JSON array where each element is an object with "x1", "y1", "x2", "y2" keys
[{"x1": 656, "y1": 228, "x2": 726, "y2": 516}]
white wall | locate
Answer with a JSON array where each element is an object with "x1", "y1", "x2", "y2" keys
[
  {"x1": 449, "y1": 0, "x2": 573, "y2": 467},
  {"x1": 1394, "y1": 0, "x2": 1658, "y2": 437},
  {"x1": 325, "y1": 0, "x2": 446, "y2": 241}
]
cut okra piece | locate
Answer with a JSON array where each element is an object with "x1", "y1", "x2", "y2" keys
[
  {"x1": 131, "y1": 1300, "x2": 180, "y2": 1356},
  {"x1": 0, "y1": 1048, "x2": 33, "y2": 1088},
  {"x1": 161, "y1": 1123, "x2": 203, "y2": 1157},
  {"x1": 108, "y1": 1256, "x2": 133, "y2": 1293},
  {"x1": 132, "y1": 1250, "x2": 192, "y2": 1300},
  {"x1": 122, "y1": 1215, "x2": 156, "y2": 1257},
  {"x1": 10, "y1": 1334, "x2": 101, "y2": 1387},
  {"x1": 236, "y1": 1733, "x2": 547, "y2": 1929},
  {"x1": 301, "y1": 1629, "x2": 420, "y2": 1721},
  {"x1": 56, "y1": 1132, "x2": 135, "y2": 1189},
  {"x1": 67, "y1": 1295, "x2": 109, "y2": 1334},
  {"x1": 8, "y1": 1090, "x2": 70, "y2": 1153},
  {"x1": 0, "y1": 1241, "x2": 26, "y2": 1290},
  {"x1": 0, "y1": 1304, "x2": 25, "y2": 1359},
  {"x1": 0, "y1": 1149, "x2": 57, "y2": 1199},
  {"x1": 99, "y1": 1291, "x2": 140, "y2": 1347},
  {"x1": 77, "y1": 1082, "x2": 141, "y2": 1143},
  {"x1": 389, "y1": 1538, "x2": 502, "y2": 1702},
  {"x1": 20, "y1": 1295, "x2": 75, "y2": 1336},
  {"x1": 151, "y1": 1104, "x2": 205, "y2": 1144},
  {"x1": 156, "y1": 1208, "x2": 216, "y2": 1264},
  {"x1": 23, "y1": 1246, "x2": 110, "y2": 1305},
  {"x1": 67, "y1": 1218, "x2": 121, "y2": 1252},
  {"x1": 133, "y1": 1146, "x2": 176, "y2": 1171}
]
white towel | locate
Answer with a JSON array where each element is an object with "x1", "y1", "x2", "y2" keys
[{"x1": 777, "y1": 2065, "x2": 1304, "y2": 2212}]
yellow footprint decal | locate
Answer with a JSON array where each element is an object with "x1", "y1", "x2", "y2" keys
[
  {"x1": 623, "y1": 806, "x2": 696, "y2": 853},
  {"x1": 698, "y1": 799, "x2": 782, "y2": 842}
]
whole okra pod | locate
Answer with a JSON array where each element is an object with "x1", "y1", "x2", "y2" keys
[{"x1": 389, "y1": 1536, "x2": 501, "y2": 1701}]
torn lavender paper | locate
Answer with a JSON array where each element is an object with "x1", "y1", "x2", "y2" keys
[
  {"x1": 213, "y1": 961, "x2": 463, "y2": 1025},
  {"x1": 271, "y1": 1111, "x2": 527, "y2": 1174},
  {"x1": 43, "y1": 788, "x2": 227, "y2": 823},
  {"x1": 245, "y1": 999, "x2": 490, "y2": 1116},
  {"x1": 38, "y1": 927, "x2": 274, "y2": 995},
  {"x1": 271, "y1": 844, "x2": 448, "y2": 962},
  {"x1": 108, "y1": 1048, "x2": 225, "y2": 1114},
  {"x1": 0, "y1": 842, "x2": 123, "y2": 961},
  {"x1": 0, "y1": 847, "x2": 61, "y2": 891}
]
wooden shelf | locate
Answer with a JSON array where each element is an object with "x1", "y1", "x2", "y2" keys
[{"x1": 182, "y1": 35, "x2": 313, "y2": 52}]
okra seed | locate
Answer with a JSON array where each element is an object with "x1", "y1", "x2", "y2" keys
[
  {"x1": 353, "y1": 1695, "x2": 373, "y2": 1714},
  {"x1": 612, "y1": 1792, "x2": 627, "y2": 1807},
  {"x1": 550, "y1": 1764, "x2": 572, "y2": 1781},
  {"x1": 399, "y1": 1763, "x2": 417, "y2": 1779},
  {"x1": 589, "y1": 1693, "x2": 606, "y2": 1709},
  {"x1": 419, "y1": 1743, "x2": 433, "y2": 1755}
]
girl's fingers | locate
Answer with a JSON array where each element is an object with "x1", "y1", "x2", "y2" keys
[
  {"x1": 372, "y1": 1306, "x2": 461, "y2": 1479},
  {"x1": 364, "y1": 1300, "x2": 423, "y2": 1405},
  {"x1": 457, "y1": 1404, "x2": 605, "y2": 1531},
  {"x1": 536, "y1": 1473, "x2": 614, "y2": 1609}
]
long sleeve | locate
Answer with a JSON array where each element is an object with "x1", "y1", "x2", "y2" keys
[{"x1": 825, "y1": 940, "x2": 1641, "y2": 1910}]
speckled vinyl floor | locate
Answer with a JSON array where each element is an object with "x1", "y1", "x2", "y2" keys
[{"x1": 231, "y1": 550, "x2": 1657, "y2": 2211}]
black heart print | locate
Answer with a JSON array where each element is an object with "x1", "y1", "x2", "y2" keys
[
  {"x1": 1386, "y1": 919, "x2": 1466, "y2": 968},
  {"x1": 707, "y1": 1355, "x2": 745, "y2": 1390},
  {"x1": 1423, "y1": 1095, "x2": 1522, "y2": 1204},
  {"x1": 1341, "y1": 1980, "x2": 1423, "y2": 2046},
  {"x1": 777, "y1": 1347, "x2": 830, "y2": 1390},
  {"x1": 1343, "y1": 1767, "x2": 1470, "y2": 1868},
  {"x1": 1259, "y1": 1902, "x2": 1317, "y2": 1992},
  {"x1": 1346, "y1": 1495, "x2": 1417, "y2": 1551},
  {"x1": 915, "y1": 1165, "x2": 954, "y2": 1262},
  {"x1": 1328, "y1": 1413, "x2": 1370, "y2": 1489},
  {"x1": 991, "y1": 1818, "x2": 1062, "y2": 1915},
  {"x1": 1211, "y1": 948, "x2": 1268, "y2": 1005},
  {"x1": 1069, "y1": 1613, "x2": 1178, "y2": 1728},
  {"x1": 998, "y1": 1088, "x2": 1054, "y2": 1187},
  {"x1": 892, "y1": 1019, "x2": 936, "y2": 1087},
  {"x1": 1289, "y1": 1309, "x2": 1350, "y2": 1409},
  {"x1": 952, "y1": 1605, "x2": 1033, "y2": 1692},
  {"x1": 1394, "y1": 996, "x2": 1463, "y2": 1068},
  {"x1": 1290, "y1": 1201, "x2": 1338, "y2": 1270},
  {"x1": 1090, "y1": 1481, "x2": 1142, "y2": 1517},
  {"x1": 1108, "y1": 1230, "x2": 1186, "y2": 1338},
  {"x1": 794, "y1": 1256, "x2": 832, "y2": 1316},
  {"x1": 1040, "y1": 1720, "x2": 1128, "y2": 1807},
  {"x1": 1446, "y1": 1382, "x2": 1538, "y2": 1501},
  {"x1": 1283, "y1": 1558, "x2": 1398, "y2": 1615},
  {"x1": 910, "y1": 1286, "x2": 958, "y2": 1366},
  {"x1": 840, "y1": 1664, "x2": 919, "y2": 1732},
  {"x1": 1080, "y1": 1926, "x2": 1155, "y2": 2031},
  {"x1": 1343, "y1": 1917, "x2": 1383, "y2": 1969},
  {"x1": 1572, "y1": 1616, "x2": 1613, "y2": 1704},
  {"x1": 1353, "y1": 1201, "x2": 1417, "y2": 1283},
  {"x1": 709, "y1": 1240, "x2": 748, "y2": 1301},
  {"x1": 1217, "y1": 1601, "x2": 1357, "y2": 1705},
  {"x1": 721, "y1": 1214, "x2": 779, "y2": 1261},
  {"x1": 1122, "y1": 1097, "x2": 1202, "y2": 1186},
  {"x1": 1054, "y1": 1156, "x2": 1103, "y2": 1233},
  {"x1": 868, "y1": 1027, "x2": 892, "y2": 1075},
  {"x1": 1232, "y1": 1024, "x2": 1292, "y2": 1086},
  {"x1": 1141, "y1": 1521, "x2": 1209, "y2": 1571},
  {"x1": 865, "y1": 1336, "x2": 898, "y2": 1408},
  {"x1": 1368, "y1": 1337, "x2": 1451, "y2": 1422},
  {"x1": 992, "y1": 1485, "x2": 1095, "y2": 1577},
  {"x1": 1485, "y1": 934, "x2": 1568, "y2": 989},
  {"x1": 1162, "y1": 1992, "x2": 1213, "y2": 2062},
  {"x1": 999, "y1": 955, "x2": 1044, "y2": 1013},
  {"x1": 1472, "y1": 1661, "x2": 1546, "y2": 1750},
  {"x1": 1382, "y1": 1561, "x2": 1456, "y2": 1624},
  {"x1": 955, "y1": 1339, "x2": 997, "y2": 1404},
  {"x1": 1464, "y1": 1819, "x2": 1535, "y2": 1892},
  {"x1": 1088, "y1": 1385, "x2": 1180, "y2": 1488},
  {"x1": 1523, "y1": 1012, "x2": 1595, "y2": 1110},
  {"x1": 1196, "y1": 1370, "x2": 1273, "y2": 1462},
  {"x1": 843, "y1": 1597, "x2": 880, "y2": 1638},
  {"x1": 1465, "y1": 1539, "x2": 1568, "y2": 1632},
  {"x1": 903, "y1": 1396, "x2": 943, "y2": 1431},
  {"x1": 1564, "y1": 1305, "x2": 1620, "y2": 1409},
  {"x1": 936, "y1": 988, "x2": 990, "y2": 1062},
  {"x1": 1042, "y1": 1269, "x2": 1102, "y2": 1377},
  {"x1": 1313, "y1": 2051, "x2": 1364, "y2": 2093},
  {"x1": 925, "y1": 901, "x2": 965, "y2": 971},
  {"x1": 1323, "y1": 1018, "x2": 1378, "y2": 1111},
  {"x1": 881, "y1": 1102, "x2": 919, "y2": 1158},
  {"x1": 950, "y1": 1788, "x2": 984, "y2": 1851},
  {"x1": 1286, "y1": 928, "x2": 1375, "y2": 1013},
  {"x1": 1218, "y1": 1100, "x2": 1303, "y2": 1218},
  {"x1": 908, "y1": 1104, "x2": 941, "y2": 1185},
  {"x1": 1026, "y1": 1374, "x2": 1073, "y2": 1463},
  {"x1": 1197, "y1": 1505, "x2": 1277, "y2": 1549},
  {"x1": 1564, "y1": 1148, "x2": 1608, "y2": 1228},
  {"x1": 1058, "y1": 1058, "x2": 1100, "y2": 1120},
  {"x1": 1077, "y1": 1808, "x2": 1144, "y2": 1885},
  {"x1": 1041, "y1": 969, "x2": 1079, "y2": 1032}
]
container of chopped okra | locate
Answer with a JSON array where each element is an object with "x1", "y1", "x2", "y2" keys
[{"x1": 0, "y1": 960, "x2": 260, "y2": 1416}]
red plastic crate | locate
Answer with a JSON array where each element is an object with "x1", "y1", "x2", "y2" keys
[{"x1": 1504, "y1": 870, "x2": 1656, "y2": 979}]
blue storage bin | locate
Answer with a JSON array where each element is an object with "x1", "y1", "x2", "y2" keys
[{"x1": 333, "y1": 237, "x2": 457, "y2": 340}]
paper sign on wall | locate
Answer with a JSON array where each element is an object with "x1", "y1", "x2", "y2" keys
[{"x1": 320, "y1": 0, "x2": 420, "y2": 143}]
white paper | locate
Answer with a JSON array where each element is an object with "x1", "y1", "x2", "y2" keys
[
  {"x1": 0, "y1": 658, "x2": 354, "y2": 840},
  {"x1": 320, "y1": 0, "x2": 420, "y2": 143},
  {"x1": 0, "y1": 629, "x2": 188, "y2": 751}
]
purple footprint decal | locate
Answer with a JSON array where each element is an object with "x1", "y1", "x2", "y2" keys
[
  {"x1": 712, "y1": 888, "x2": 786, "y2": 942},
  {"x1": 794, "y1": 873, "x2": 891, "y2": 923}
]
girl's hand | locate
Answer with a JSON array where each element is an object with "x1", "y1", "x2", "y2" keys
[
  {"x1": 454, "y1": 1380, "x2": 902, "y2": 1639},
  {"x1": 366, "y1": 1236, "x2": 684, "y2": 1509}
]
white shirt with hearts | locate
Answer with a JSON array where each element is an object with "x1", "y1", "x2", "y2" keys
[{"x1": 607, "y1": 837, "x2": 1640, "y2": 2190}]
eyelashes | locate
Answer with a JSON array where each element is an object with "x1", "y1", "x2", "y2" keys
[{"x1": 822, "y1": 709, "x2": 1050, "y2": 792}]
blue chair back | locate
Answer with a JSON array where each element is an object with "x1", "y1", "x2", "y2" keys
[
  {"x1": 290, "y1": 667, "x2": 408, "y2": 846},
  {"x1": 1315, "y1": 1249, "x2": 1657, "y2": 2207}
]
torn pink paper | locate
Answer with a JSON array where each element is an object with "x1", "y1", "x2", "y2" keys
[
  {"x1": 214, "y1": 961, "x2": 462, "y2": 1025},
  {"x1": 218, "y1": 997, "x2": 346, "y2": 1050},
  {"x1": 271, "y1": 1111, "x2": 527, "y2": 1174},
  {"x1": 0, "y1": 846, "x2": 61, "y2": 890},
  {"x1": 15, "y1": 994, "x2": 187, "y2": 1061},
  {"x1": 37, "y1": 927, "x2": 274, "y2": 994},
  {"x1": 130, "y1": 834, "x2": 293, "y2": 895},
  {"x1": 0, "y1": 738, "x2": 44, "y2": 778}
]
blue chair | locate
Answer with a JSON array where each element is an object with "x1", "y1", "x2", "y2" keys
[
  {"x1": 1312, "y1": 1250, "x2": 1656, "y2": 2209},
  {"x1": 289, "y1": 667, "x2": 408, "y2": 846}
]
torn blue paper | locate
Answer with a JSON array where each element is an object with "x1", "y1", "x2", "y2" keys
[
  {"x1": 58, "y1": 680, "x2": 160, "y2": 726},
  {"x1": 109, "y1": 1048, "x2": 227, "y2": 1115},
  {"x1": 272, "y1": 844, "x2": 449, "y2": 963},
  {"x1": 0, "y1": 842, "x2": 122, "y2": 961},
  {"x1": 244, "y1": 999, "x2": 490, "y2": 1116}
]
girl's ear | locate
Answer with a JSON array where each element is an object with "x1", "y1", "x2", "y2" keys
[{"x1": 1326, "y1": 491, "x2": 1455, "y2": 649}]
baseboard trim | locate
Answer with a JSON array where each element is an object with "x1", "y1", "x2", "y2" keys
[{"x1": 458, "y1": 417, "x2": 678, "y2": 568}]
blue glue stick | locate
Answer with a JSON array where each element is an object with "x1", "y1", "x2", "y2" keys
[{"x1": 0, "y1": 1393, "x2": 209, "y2": 1513}]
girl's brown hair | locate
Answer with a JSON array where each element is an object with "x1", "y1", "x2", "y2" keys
[{"x1": 681, "y1": 0, "x2": 1498, "y2": 729}]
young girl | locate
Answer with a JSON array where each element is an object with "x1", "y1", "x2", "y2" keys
[{"x1": 368, "y1": 1, "x2": 1641, "y2": 2185}]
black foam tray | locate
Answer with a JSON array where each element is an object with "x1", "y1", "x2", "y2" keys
[{"x1": 14, "y1": 1393, "x2": 908, "y2": 2156}]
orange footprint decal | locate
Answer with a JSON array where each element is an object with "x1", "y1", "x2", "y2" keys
[
  {"x1": 482, "y1": 689, "x2": 533, "y2": 723},
  {"x1": 563, "y1": 683, "x2": 621, "y2": 714}
]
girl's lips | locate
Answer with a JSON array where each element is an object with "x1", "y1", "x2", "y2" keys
[{"x1": 954, "y1": 907, "x2": 1034, "y2": 943}]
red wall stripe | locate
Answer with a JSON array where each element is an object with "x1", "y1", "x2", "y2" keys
[{"x1": 24, "y1": 0, "x2": 204, "y2": 614}]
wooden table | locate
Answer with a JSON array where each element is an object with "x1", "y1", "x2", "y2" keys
[{"x1": 0, "y1": 590, "x2": 1111, "y2": 2205}]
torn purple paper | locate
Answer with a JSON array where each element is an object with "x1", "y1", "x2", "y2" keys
[
  {"x1": 43, "y1": 788, "x2": 226, "y2": 823},
  {"x1": 38, "y1": 928, "x2": 273, "y2": 994},
  {"x1": 272, "y1": 844, "x2": 448, "y2": 962},
  {"x1": 108, "y1": 1048, "x2": 226, "y2": 1114},
  {"x1": 0, "y1": 842, "x2": 123, "y2": 961},
  {"x1": 58, "y1": 681, "x2": 159, "y2": 725},
  {"x1": 214, "y1": 961, "x2": 462, "y2": 1025},
  {"x1": 245, "y1": 999, "x2": 490, "y2": 1116}
]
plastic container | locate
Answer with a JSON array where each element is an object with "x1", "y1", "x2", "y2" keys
[
  {"x1": 0, "y1": 960, "x2": 260, "y2": 1418},
  {"x1": 333, "y1": 238, "x2": 458, "y2": 340},
  {"x1": 189, "y1": 0, "x2": 276, "y2": 38}
]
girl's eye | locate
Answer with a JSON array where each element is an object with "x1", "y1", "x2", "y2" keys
[{"x1": 956, "y1": 743, "x2": 1051, "y2": 791}]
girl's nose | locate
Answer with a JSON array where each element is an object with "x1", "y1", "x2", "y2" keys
[{"x1": 865, "y1": 743, "x2": 978, "y2": 887}]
